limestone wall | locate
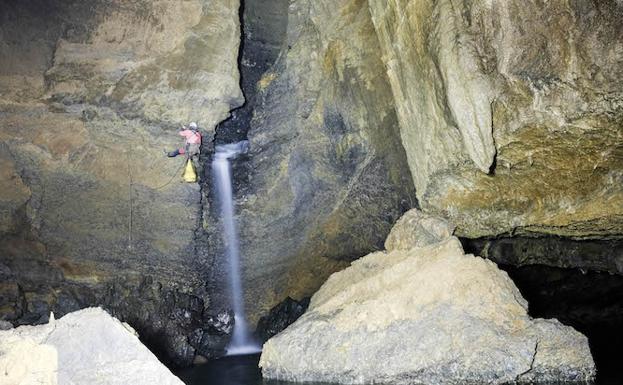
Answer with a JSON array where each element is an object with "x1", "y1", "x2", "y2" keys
[
  {"x1": 0, "y1": 0, "x2": 242, "y2": 366},
  {"x1": 368, "y1": 0, "x2": 623, "y2": 238}
]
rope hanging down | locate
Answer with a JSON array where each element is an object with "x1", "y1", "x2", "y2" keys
[{"x1": 153, "y1": 158, "x2": 187, "y2": 190}]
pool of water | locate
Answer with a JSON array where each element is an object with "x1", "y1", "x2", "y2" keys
[
  {"x1": 176, "y1": 354, "x2": 299, "y2": 385},
  {"x1": 176, "y1": 353, "x2": 620, "y2": 385}
]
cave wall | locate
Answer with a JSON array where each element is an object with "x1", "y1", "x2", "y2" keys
[
  {"x1": 232, "y1": 0, "x2": 416, "y2": 322},
  {"x1": 214, "y1": 0, "x2": 289, "y2": 144},
  {"x1": 1, "y1": 0, "x2": 622, "y2": 367},
  {"x1": 0, "y1": 0, "x2": 242, "y2": 366},
  {"x1": 463, "y1": 236, "x2": 623, "y2": 275},
  {"x1": 231, "y1": 0, "x2": 623, "y2": 323},
  {"x1": 369, "y1": 0, "x2": 623, "y2": 239}
]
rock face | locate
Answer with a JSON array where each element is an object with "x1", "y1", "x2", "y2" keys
[
  {"x1": 368, "y1": 0, "x2": 623, "y2": 238},
  {"x1": 214, "y1": 0, "x2": 289, "y2": 144},
  {"x1": 229, "y1": 0, "x2": 416, "y2": 323},
  {"x1": 384, "y1": 209, "x2": 455, "y2": 251},
  {"x1": 2, "y1": 0, "x2": 621, "y2": 369},
  {"x1": 256, "y1": 296, "x2": 310, "y2": 343},
  {"x1": 463, "y1": 236, "x2": 623, "y2": 275},
  {"x1": 220, "y1": 0, "x2": 623, "y2": 327},
  {"x1": 260, "y1": 210, "x2": 596, "y2": 384},
  {"x1": 0, "y1": 0, "x2": 242, "y2": 366},
  {"x1": 0, "y1": 307, "x2": 184, "y2": 385}
]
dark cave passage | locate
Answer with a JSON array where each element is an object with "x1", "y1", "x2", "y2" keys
[
  {"x1": 462, "y1": 236, "x2": 623, "y2": 383},
  {"x1": 501, "y1": 265, "x2": 623, "y2": 384}
]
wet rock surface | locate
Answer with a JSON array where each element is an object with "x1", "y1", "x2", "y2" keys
[
  {"x1": 256, "y1": 296, "x2": 310, "y2": 343},
  {"x1": 214, "y1": 0, "x2": 289, "y2": 145},
  {"x1": 260, "y1": 210, "x2": 596, "y2": 384},
  {"x1": 231, "y1": 0, "x2": 416, "y2": 323}
]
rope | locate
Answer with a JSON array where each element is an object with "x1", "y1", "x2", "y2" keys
[
  {"x1": 153, "y1": 158, "x2": 186, "y2": 190},
  {"x1": 127, "y1": 151, "x2": 133, "y2": 250}
]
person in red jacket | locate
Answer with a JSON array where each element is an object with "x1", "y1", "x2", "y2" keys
[{"x1": 167, "y1": 122, "x2": 202, "y2": 163}]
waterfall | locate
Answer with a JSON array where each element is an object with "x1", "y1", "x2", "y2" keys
[{"x1": 212, "y1": 140, "x2": 260, "y2": 356}]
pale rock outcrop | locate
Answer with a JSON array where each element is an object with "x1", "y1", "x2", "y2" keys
[
  {"x1": 368, "y1": 0, "x2": 623, "y2": 238},
  {"x1": 384, "y1": 208, "x2": 455, "y2": 251},
  {"x1": 0, "y1": 308, "x2": 183, "y2": 385},
  {"x1": 260, "y1": 210, "x2": 595, "y2": 384}
]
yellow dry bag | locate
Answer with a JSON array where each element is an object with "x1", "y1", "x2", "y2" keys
[{"x1": 183, "y1": 159, "x2": 197, "y2": 183}]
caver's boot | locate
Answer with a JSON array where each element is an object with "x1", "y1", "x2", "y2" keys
[{"x1": 166, "y1": 149, "x2": 181, "y2": 157}]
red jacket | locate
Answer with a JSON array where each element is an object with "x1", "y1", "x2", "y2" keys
[{"x1": 179, "y1": 129, "x2": 201, "y2": 144}]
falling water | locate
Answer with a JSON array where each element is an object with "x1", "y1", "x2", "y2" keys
[{"x1": 212, "y1": 140, "x2": 260, "y2": 356}]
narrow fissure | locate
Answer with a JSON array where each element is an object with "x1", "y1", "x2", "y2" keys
[{"x1": 213, "y1": 0, "x2": 288, "y2": 145}]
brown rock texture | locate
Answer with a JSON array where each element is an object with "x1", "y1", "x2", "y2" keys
[
  {"x1": 1, "y1": 0, "x2": 622, "y2": 368},
  {"x1": 0, "y1": 0, "x2": 242, "y2": 366},
  {"x1": 368, "y1": 0, "x2": 623, "y2": 238},
  {"x1": 230, "y1": 0, "x2": 416, "y2": 322}
]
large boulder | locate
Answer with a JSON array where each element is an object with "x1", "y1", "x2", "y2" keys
[
  {"x1": 0, "y1": 307, "x2": 184, "y2": 385},
  {"x1": 260, "y1": 210, "x2": 596, "y2": 384}
]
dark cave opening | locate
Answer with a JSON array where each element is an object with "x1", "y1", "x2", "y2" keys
[
  {"x1": 501, "y1": 265, "x2": 623, "y2": 384},
  {"x1": 462, "y1": 237, "x2": 623, "y2": 383}
]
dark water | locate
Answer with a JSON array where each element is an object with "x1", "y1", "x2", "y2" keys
[
  {"x1": 176, "y1": 353, "x2": 619, "y2": 385},
  {"x1": 175, "y1": 354, "x2": 273, "y2": 385}
]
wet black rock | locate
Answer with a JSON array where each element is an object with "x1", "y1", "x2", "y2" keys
[
  {"x1": 214, "y1": 0, "x2": 288, "y2": 145},
  {"x1": 256, "y1": 297, "x2": 309, "y2": 342},
  {"x1": 462, "y1": 236, "x2": 623, "y2": 275},
  {"x1": 0, "y1": 259, "x2": 235, "y2": 368},
  {"x1": 189, "y1": 311, "x2": 234, "y2": 359}
]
